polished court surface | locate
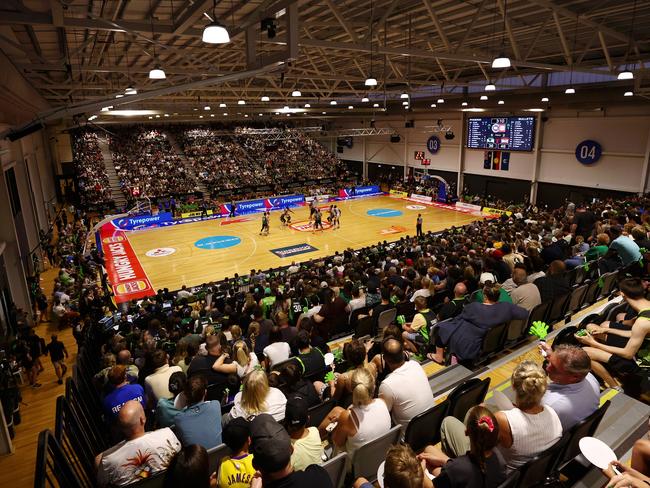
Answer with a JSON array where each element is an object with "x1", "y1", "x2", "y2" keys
[{"x1": 123, "y1": 195, "x2": 482, "y2": 291}]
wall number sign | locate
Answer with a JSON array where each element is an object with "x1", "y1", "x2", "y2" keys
[
  {"x1": 575, "y1": 140, "x2": 602, "y2": 165},
  {"x1": 427, "y1": 135, "x2": 441, "y2": 154}
]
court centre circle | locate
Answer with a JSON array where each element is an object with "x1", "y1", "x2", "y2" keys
[
  {"x1": 145, "y1": 247, "x2": 177, "y2": 257},
  {"x1": 367, "y1": 208, "x2": 404, "y2": 217},
  {"x1": 194, "y1": 235, "x2": 242, "y2": 250}
]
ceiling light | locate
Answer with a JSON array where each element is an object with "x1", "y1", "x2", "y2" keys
[
  {"x1": 261, "y1": 96, "x2": 270, "y2": 102},
  {"x1": 283, "y1": 105, "x2": 290, "y2": 110},
  {"x1": 148, "y1": 116, "x2": 152, "y2": 120},
  {"x1": 362, "y1": 97, "x2": 369, "y2": 102},
  {"x1": 480, "y1": 95, "x2": 488, "y2": 100},
  {"x1": 102, "y1": 109, "x2": 159, "y2": 116},
  {"x1": 526, "y1": 108, "x2": 545, "y2": 112},
  {"x1": 618, "y1": 70, "x2": 634, "y2": 80},
  {"x1": 437, "y1": 98, "x2": 444, "y2": 103},
  {"x1": 400, "y1": 93, "x2": 409, "y2": 99},
  {"x1": 202, "y1": 20, "x2": 230, "y2": 44},
  {"x1": 565, "y1": 87, "x2": 575, "y2": 94},
  {"x1": 223, "y1": 112, "x2": 228, "y2": 115},
  {"x1": 330, "y1": 100, "x2": 337, "y2": 105},
  {"x1": 461, "y1": 101, "x2": 468, "y2": 106},
  {"x1": 259, "y1": 113, "x2": 263, "y2": 116},
  {"x1": 348, "y1": 105, "x2": 354, "y2": 109},
  {"x1": 155, "y1": 114, "x2": 160, "y2": 118},
  {"x1": 238, "y1": 100, "x2": 245, "y2": 105},
  {"x1": 199, "y1": 115, "x2": 204, "y2": 118},
  {"x1": 115, "y1": 94, "x2": 124, "y2": 98},
  {"x1": 88, "y1": 115, "x2": 98, "y2": 121},
  {"x1": 291, "y1": 90, "x2": 301, "y2": 97},
  {"x1": 498, "y1": 100, "x2": 504, "y2": 105},
  {"x1": 245, "y1": 114, "x2": 249, "y2": 117},
  {"x1": 404, "y1": 105, "x2": 409, "y2": 109},
  {"x1": 485, "y1": 83, "x2": 496, "y2": 91},
  {"x1": 125, "y1": 87, "x2": 137, "y2": 95},
  {"x1": 365, "y1": 77, "x2": 377, "y2": 87},
  {"x1": 304, "y1": 103, "x2": 311, "y2": 108},
  {"x1": 219, "y1": 103, "x2": 227, "y2": 108},
  {"x1": 462, "y1": 108, "x2": 486, "y2": 112},
  {"x1": 164, "y1": 113, "x2": 169, "y2": 117},
  {"x1": 100, "y1": 106, "x2": 113, "y2": 112},
  {"x1": 402, "y1": 101, "x2": 409, "y2": 105},
  {"x1": 541, "y1": 97, "x2": 549, "y2": 102},
  {"x1": 491, "y1": 55, "x2": 511, "y2": 69},
  {"x1": 624, "y1": 91, "x2": 634, "y2": 97},
  {"x1": 149, "y1": 65, "x2": 166, "y2": 79},
  {"x1": 204, "y1": 105, "x2": 211, "y2": 110},
  {"x1": 373, "y1": 103, "x2": 379, "y2": 108},
  {"x1": 322, "y1": 111, "x2": 327, "y2": 114},
  {"x1": 210, "y1": 114, "x2": 215, "y2": 117},
  {"x1": 193, "y1": 108, "x2": 198, "y2": 111}
]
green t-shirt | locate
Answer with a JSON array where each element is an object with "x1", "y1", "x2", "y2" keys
[
  {"x1": 474, "y1": 287, "x2": 513, "y2": 304},
  {"x1": 585, "y1": 245, "x2": 608, "y2": 262}
]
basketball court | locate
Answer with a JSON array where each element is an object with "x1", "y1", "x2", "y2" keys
[{"x1": 102, "y1": 195, "x2": 483, "y2": 295}]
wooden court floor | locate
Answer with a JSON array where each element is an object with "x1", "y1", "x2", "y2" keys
[{"x1": 125, "y1": 196, "x2": 482, "y2": 292}]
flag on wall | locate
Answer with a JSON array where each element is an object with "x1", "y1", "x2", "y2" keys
[
  {"x1": 483, "y1": 151, "x2": 492, "y2": 169},
  {"x1": 484, "y1": 151, "x2": 510, "y2": 171},
  {"x1": 492, "y1": 151, "x2": 501, "y2": 170},
  {"x1": 501, "y1": 152, "x2": 510, "y2": 171}
]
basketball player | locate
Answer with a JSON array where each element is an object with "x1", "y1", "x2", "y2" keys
[
  {"x1": 313, "y1": 208, "x2": 323, "y2": 232},
  {"x1": 416, "y1": 213, "x2": 423, "y2": 237},
  {"x1": 308, "y1": 199, "x2": 317, "y2": 223},
  {"x1": 332, "y1": 205, "x2": 341, "y2": 229},
  {"x1": 326, "y1": 204, "x2": 335, "y2": 224},
  {"x1": 280, "y1": 206, "x2": 294, "y2": 226},
  {"x1": 229, "y1": 200, "x2": 236, "y2": 218},
  {"x1": 260, "y1": 211, "x2": 270, "y2": 235}
]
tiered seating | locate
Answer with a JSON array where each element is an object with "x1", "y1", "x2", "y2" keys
[{"x1": 71, "y1": 131, "x2": 112, "y2": 205}]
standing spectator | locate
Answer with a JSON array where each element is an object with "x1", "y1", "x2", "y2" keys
[{"x1": 45, "y1": 334, "x2": 69, "y2": 384}]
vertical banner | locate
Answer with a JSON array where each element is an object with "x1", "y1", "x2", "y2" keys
[
  {"x1": 483, "y1": 151, "x2": 492, "y2": 169},
  {"x1": 492, "y1": 151, "x2": 501, "y2": 170},
  {"x1": 501, "y1": 152, "x2": 510, "y2": 171}
]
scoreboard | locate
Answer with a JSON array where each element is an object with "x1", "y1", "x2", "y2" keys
[{"x1": 467, "y1": 116, "x2": 536, "y2": 151}]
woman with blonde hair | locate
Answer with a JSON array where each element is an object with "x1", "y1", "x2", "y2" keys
[
  {"x1": 228, "y1": 369, "x2": 286, "y2": 422},
  {"x1": 319, "y1": 367, "x2": 391, "y2": 460},
  {"x1": 211, "y1": 340, "x2": 260, "y2": 379}
]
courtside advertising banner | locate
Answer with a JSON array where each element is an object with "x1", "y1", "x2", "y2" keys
[
  {"x1": 338, "y1": 185, "x2": 382, "y2": 198},
  {"x1": 455, "y1": 202, "x2": 482, "y2": 212},
  {"x1": 389, "y1": 189, "x2": 409, "y2": 198},
  {"x1": 111, "y1": 212, "x2": 173, "y2": 230},
  {"x1": 409, "y1": 193, "x2": 433, "y2": 203}
]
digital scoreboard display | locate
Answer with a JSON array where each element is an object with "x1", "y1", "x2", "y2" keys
[{"x1": 466, "y1": 116, "x2": 536, "y2": 151}]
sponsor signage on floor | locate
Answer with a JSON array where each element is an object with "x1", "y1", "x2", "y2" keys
[
  {"x1": 270, "y1": 243, "x2": 318, "y2": 258},
  {"x1": 380, "y1": 225, "x2": 407, "y2": 235},
  {"x1": 409, "y1": 193, "x2": 433, "y2": 203},
  {"x1": 406, "y1": 205, "x2": 426, "y2": 210},
  {"x1": 290, "y1": 221, "x2": 333, "y2": 232},
  {"x1": 145, "y1": 247, "x2": 176, "y2": 257}
]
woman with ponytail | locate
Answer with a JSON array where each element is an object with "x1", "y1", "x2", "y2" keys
[
  {"x1": 418, "y1": 406, "x2": 505, "y2": 488},
  {"x1": 211, "y1": 340, "x2": 259, "y2": 379},
  {"x1": 318, "y1": 367, "x2": 391, "y2": 464}
]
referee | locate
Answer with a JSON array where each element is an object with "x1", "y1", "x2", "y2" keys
[{"x1": 416, "y1": 213, "x2": 423, "y2": 237}]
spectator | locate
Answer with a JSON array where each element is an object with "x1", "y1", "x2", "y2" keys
[
  {"x1": 174, "y1": 375, "x2": 223, "y2": 449},
  {"x1": 609, "y1": 226, "x2": 642, "y2": 266},
  {"x1": 263, "y1": 326, "x2": 291, "y2": 368},
  {"x1": 585, "y1": 233, "x2": 610, "y2": 261},
  {"x1": 402, "y1": 296, "x2": 434, "y2": 354},
  {"x1": 229, "y1": 369, "x2": 287, "y2": 422},
  {"x1": 285, "y1": 396, "x2": 324, "y2": 470},
  {"x1": 45, "y1": 334, "x2": 68, "y2": 384},
  {"x1": 437, "y1": 283, "x2": 467, "y2": 322},
  {"x1": 187, "y1": 334, "x2": 233, "y2": 399},
  {"x1": 144, "y1": 349, "x2": 182, "y2": 409},
  {"x1": 508, "y1": 267, "x2": 541, "y2": 312},
  {"x1": 211, "y1": 340, "x2": 259, "y2": 379},
  {"x1": 164, "y1": 444, "x2": 212, "y2": 488},
  {"x1": 355, "y1": 444, "x2": 434, "y2": 488},
  {"x1": 155, "y1": 371, "x2": 187, "y2": 428},
  {"x1": 534, "y1": 260, "x2": 570, "y2": 303},
  {"x1": 278, "y1": 362, "x2": 321, "y2": 407},
  {"x1": 96, "y1": 400, "x2": 181, "y2": 487},
  {"x1": 218, "y1": 417, "x2": 256, "y2": 488},
  {"x1": 295, "y1": 330, "x2": 326, "y2": 378},
  {"x1": 102, "y1": 365, "x2": 146, "y2": 421}
]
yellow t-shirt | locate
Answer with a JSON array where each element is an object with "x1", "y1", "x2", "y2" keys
[
  {"x1": 217, "y1": 453, "x2": 255, "y2": 488},
  {"x1": 410, "y1": 309, "x2": 431, "y2": 332}
]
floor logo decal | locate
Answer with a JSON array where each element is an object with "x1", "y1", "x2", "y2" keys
[
  {"x1": 289, "y1": 220, "x2": 333, "y2": 232},
  {"x1": 145, "y1": 247, "x2": 177, "y2": 257},
  {"x1": 367, "y1": 208, "x2": 403, "y2": 217},
  {"x1": 270, "y1": 243, "x2": 318, "y2": 258},
  {"x1": 406, "y1": 205, "x2": 426, "y2": 210},
  {"x1": 194, "y1": 236, "x2": 242, "y2": 250},
  {"x1": 380, "y1": 225, "x2": 407, "y2": 235}
]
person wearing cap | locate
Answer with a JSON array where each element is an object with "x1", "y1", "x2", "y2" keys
[
  {"x1": 285, "y1": 396, "x2": 324, "y2": 471},
  {"x1": 250, "y1": 413, "x2": 332, "y2": 487},
  {"x1": 217, "y1": 417, "x2": 256, "y2": 488}
]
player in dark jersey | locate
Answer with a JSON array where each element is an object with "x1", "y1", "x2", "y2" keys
[
  {"x1": 313, "y1": 208, "x2": 323, "y2": 232},
  {"x1": 327, "y1": 205, "x2": 335, "y2": 224},
  {"x1": 280, "y1": 207, "x2": 294, "y2": 226},
  {"x1": 229, "y1": 200, "x2": 236, "y2": 218},
  {"x1": 260, "y1": 211, "x2": 270, "y2": 235},
  {"x1": 309, "y1": 199, "x2": 317, "y2": 222}
]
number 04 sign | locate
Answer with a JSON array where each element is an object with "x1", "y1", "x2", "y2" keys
[{"x1": 575, "y1": 140, "x2": 602, "y2": 165}]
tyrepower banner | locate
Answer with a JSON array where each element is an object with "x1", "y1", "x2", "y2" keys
[
  {"x1": 389, "y1": 190, "x2": 409, "y2": 198},
  {"x1": 111, "y1": 212, "x2": 173, "y2": 230},
  {"x1": 222, "y1": 194, "x2": 305, "y2": 216},
  {"x1": 99, "y1": 225, "x2": 154, "y2": 303},
  {"x1": 338, "y1": 185, "x2": 382, "y2": 198}
]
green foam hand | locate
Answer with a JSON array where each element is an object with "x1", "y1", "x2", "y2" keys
[
  {"x1": 529, "y1": 321, "x2": 549, "y2": 340},
  {"x1": 397, "y1": 315, "x2": 406, "y2": 326},
  {"x1": 324, "y1": 371, "x2": 336, "y2": 383}
]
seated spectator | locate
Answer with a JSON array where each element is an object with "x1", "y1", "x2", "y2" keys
[
  {"x1": 348, "y1": 286, "x2": 366, "y2": 312},
  {"x1": 379, "y1": 339, "x2": 433, "y2": 433},
  {"x1": 534, "y1": 260, "x2": 570, "y2": 303},
  {"x1": 585, "y1": 233, "x2": 610, "y2": 261},
  {"x1": 295, "y1": 330, "x2": 326, "y2": 378},
  {"x1": 314, "y1": 287, "x2": 350, "y2": 339},
  {"x1": 437, "y1": 283, "x2": 467, "y2": 322},
  {"x1": 187, "y1": 333, "x2": 234, "y2": 399},
  {"x1": 155, "y1": 371, "x2": 186, "y2": 428},
  {"x1": 508, "y1": 267, "x2": 541, "y2": 312},
  {"x1": 263, "y1": 326, "x2": 291, "y2": 368},
  {"x1": 440, "y1": 361, "x2": 561, "y2": 474},
  {"x1": 576, "y1": 277, "x2": 650, "y2": 388},
  {"x1": 277, "y1": 361, "x2": 320, "y2": 407},
  {"x1": 229, "y1": 369, "x2": 287, "y2": 422},
  {"x1": 354, "y1": 444, "x2": 433, "y2": 488},
  {"x1": 145, "y1": 349, "x2": 183, "y2": 409},
  {"x1": 249, "y1": 414, "x2": 332, "y2": 487},
  {"x1": 430, "y1": 284, "x2": 528, "y2": 364},
  {"x1": 164, "y1": 444, "x2": 212, "y2": 488},
  {"x1": 285, "y1": 396, "x2": 324, "y2": 470},
  {"x1": 96, "y1": 400, "x2": 181, "y2": 487},
  {"x1": 473, "y1": 274, "x2": 512, "y2": 303},
  {"x1": 609, "y1": 225, "x2": 641, "y2": 266},
  {"x1": 174, "y1": 375, "x2": 222, "y2": 449},
  {"x1": 419, "y1": 406, "x2": 505, "y2": 488},
  {"x1": 217, "y1": 418, "x2": 256, "y2": 488},
  {"x1": 539, "y1": 343, "x2": 599, "y2": 430},
  {"x1": 211, "y1": 340, "x2": 259, "y2": 379},
  {"x1": 402, "y1": 296, "x2": 435, "y2": 354},
  {"x1": 325, "y1": 338, "x2": 376, "y2": 403},
  {"x1": 102, "y1": 365, "x2": 146, "y2": 422},
  {"x1": 368, "y1": 288, "x2": 395, "y2": 332},
  {"x1": 319, "y1": 368, "x2": 391, "y2": 461},
  {"x1": 277, "y1": 311, "x2": 298, "y2": 343}
]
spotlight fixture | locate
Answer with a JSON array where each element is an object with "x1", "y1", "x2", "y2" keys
[
  {"x1": 100, "y1": 106, "x2": 113, "y2": 112},
  {"x1": 461, "y1": 101, "x2": 468, "y2": 106},
  {"x1": 565, "y1": 87, "x2": 575, "y2": 94},
  {"x1": 491, "y1": 55, "x2": 511, "y2": 69},
  {"x1": 149, "y1": 65, "x2": 166, "y2": 79},
  {"x1": 480, "y1": 95, "x2": 488, "y2": 100},
  {"x1": 291, "y1": 90, "x2": 301, "y2": 97},
  {"x1": 261, "y1": 96, "x2": 270, "y2": 102},
  {"x1": 330, "y1": 100, "x2": 337, "y2": 105},
  {"x1": 199, "y1": 115, "x2": 204, "y2": 118},
  {"x1": 404, "y1": 105, "x2": 409, "y2": 109},
  {"x1": 164, "y1": 113, "x2": 169, "y2": 117},
  {"x1": 283, "y1": 105, "x2": 290, "y2": 110},
  {"x1": 219, "y1": 103, "x2": 227, "y2": 108},
  {"x1": 204, "y1": 105, "x2": 211, "y2": 110},
  {"x1": 402, "y1": 101, "x2": 408, "y2": 105},
  {"x1": 259, "y1": 113, "x2": 263, "y2": 116},
  {"x1": 322, "y1": 111, "x2": 327, "y2": 114},
  {"x1": 125, "y1": 86, "x2": 137, "y2": 95},
  {"x1": 210, "y1": 114, "x2": 215, "y2": 117},
  {"x1": 223, "y1": 112, "x2": 228, "y2": 116},
  {"x1": 348, "y1": 105, "x2": 354, "y2": 109},
  {"x1": 115, "y1": 94, "x2": 124, "y2": 98},
  {"x1": 430, "y1": 103, "x2": 436, "y2": 108},
  {"x1": 373, "y1": 103, "x2": 379, "y2": 108},
  {"x1": 238, "y1": 100, "x2": 245, "y2": 105},
  {"x1": 541, "y1": 97, "x2": 549, "y2": 102},
  {"x1": 485, "y1": 83, "x2": 496, "y2": 91},
  {"x1": 498, "y1": 100, "x2": 504, "y2": 105},
  {"x1": 437, "y1": 98, "x2": 444, "y2": 103},
  {"x1": 148, "y1": 116, "x2": 153, "y2": 120},
  {"x1": 618, "y1": 70, "x2": 634, "y2": 80},
  {"x1": 365, "y1": 77, "x2": 377, "y2": 87},
  {"x1": 304, "y1": 103, "x2": 311, "y2": 108},
  {"x1": 400, "y1": 93, "x2": 409, "y2": 99},
  {"x1": 624, "y1": 91, "x2": 634, "y2": 97},
  {"x1": 362, "y1": 97, "x2": 369, "y2": 102}
]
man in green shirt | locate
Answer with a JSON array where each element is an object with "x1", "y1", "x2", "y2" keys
[{"x1": 585, "y1": 233, "x2": 610, "y2": 262}]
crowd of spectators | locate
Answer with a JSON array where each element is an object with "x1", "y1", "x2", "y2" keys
[
  {"x1": 109, "y1": 128, "x2": 198, "y2": 200},
  {"x1": 71, "y1": 131, "x2": 112, "y2": 205}
]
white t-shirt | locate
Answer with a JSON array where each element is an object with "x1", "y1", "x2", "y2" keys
[
  {"x1": 263, "y1": 342, "x2": 291, "y2": 367},
  {"x1": 230, "y1": 387, "x2": 287, "y2": 422},
  {"x1": 349, "y1": 298, "x2": 366, "y2": 312},
  {"x1": 410, "y1": 288, "x2": 431, "y2": 303},
  {"x1": 97, "y1": 428, "x2": 181, "y2": 487},
  {"x1": 378, "y1": 360, "x2": 434, "y2": 432}
]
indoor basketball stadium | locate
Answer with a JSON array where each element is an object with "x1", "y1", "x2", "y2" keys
[{"x1": 1, "y1": 1, "x2": 650, "y2": 487}]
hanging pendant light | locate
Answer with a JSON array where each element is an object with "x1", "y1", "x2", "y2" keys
[
  {"x1": 202, "y1": 0, "x2": 230, "y2": 43},
  {"x1": 149, "y1": 65, "x2": 166, "y2": 79}
]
